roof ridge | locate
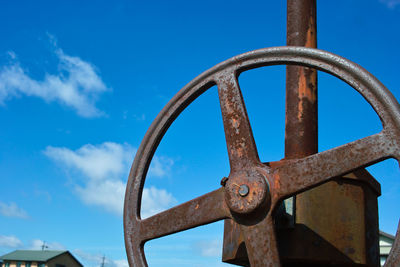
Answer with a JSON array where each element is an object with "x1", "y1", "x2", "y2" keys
[
  {"x1": 13, "y1": 250, "x2": 67, "y2": 251},
  {"x1": 0, "y1": 250, "x2": 68, "y2": 262},
  {"x1": 380, "y1": 230, "x2": 395, "y2": 239}
]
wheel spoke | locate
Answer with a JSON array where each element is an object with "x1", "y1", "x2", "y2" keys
[
  {"x1": 272, "y1": 132, "x2": 396, "y2": 199},
  {"x1": 242, "y1": 214, "x2": 280, "y2": 266},
  {"x1": 216, "y1": 72, "x2": 259, "y2": 171},
  {"x1": 139, "y1": 188, "x2": 230, "y2": 242}
]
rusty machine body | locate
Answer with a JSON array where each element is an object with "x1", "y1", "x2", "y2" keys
[{"x1": 123, "y1": 1, "x2": 400, "y2": 266}]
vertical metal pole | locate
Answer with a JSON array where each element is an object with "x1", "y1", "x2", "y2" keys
[
  {"x1": 285, "y1": 0, "x2": 317, "y2": 159},
  {"x1": 285, "y1": 0, "x2": 317, "y2": 243}
]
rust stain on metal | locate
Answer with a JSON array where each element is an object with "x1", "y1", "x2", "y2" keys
[
  {"x1": 297, "y1": 67, "x2": 317, "y2": 121},
  {"x1": 216, "y1": 71, "x2": 260, "y2": 171},
  {"x1": 285, "y1": 0, "x2": 318, "y2": 157}
]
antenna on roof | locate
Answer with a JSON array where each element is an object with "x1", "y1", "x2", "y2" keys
[{"x1": 41, "y1": 241, "x2": 48, "y2": 251}]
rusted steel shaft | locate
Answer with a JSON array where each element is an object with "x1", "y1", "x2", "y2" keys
[{"x1": 285, "y1": 0, "x2": 317, "y2": 159}]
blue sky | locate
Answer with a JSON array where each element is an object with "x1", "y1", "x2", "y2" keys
[{"x1": 0, "y1": 0, "x2": 400, "y2": 266}]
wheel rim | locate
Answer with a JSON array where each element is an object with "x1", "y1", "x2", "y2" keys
[{"x1": 124, "y1": 46, "x2": 400, "y2": 267}]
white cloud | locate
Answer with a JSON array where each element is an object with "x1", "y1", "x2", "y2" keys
[
  {"x1": 75, "y1": 179, "x2": 126, "y2": 215},
  {"x1": 0, "y1": 235, "x2": 23, "y2": 248},
  {"x1": 73, "y1": 250, "x2": 128, "y2": 267},
  {"x1": 113, "y1": 259, "x2": 129, "y2": 267},
  {"x1": 0, "y1": 236, "x2": 66, "y2": 251},
  {"x1": 380, "y1": 0, "x2": 400, "y2": 8},
  {"x1": 141, "y1": 186, "x2": 177, "y2": 218},
  {"x1": 44, "y1": 142, "x2": 135, "y2": 181},
  {"x1": 149, "y1": 156, "x2": 174, "y2": 177},
  {"x1": 29, "y1": 239, "x2": 65, "y2": 250},
  {"x1": 0, "y1": 201, "x2": 28, "y2": 219},
  {"x1": 194, "y1": 239, "x2": 222, "y2": 257},
  {"x1": 44, "y1": 142, "x2": 176, "y2": 216},
  {"x1": 75, "y1": 181, "x2": 176, "y2": 217},
  {"x1": 0, "y1": 38, "x2": 109, "y2": 117}
]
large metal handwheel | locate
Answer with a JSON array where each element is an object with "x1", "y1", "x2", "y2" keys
[{"x1": 124, "y1": 47, "x2": 400, "y2": 266}]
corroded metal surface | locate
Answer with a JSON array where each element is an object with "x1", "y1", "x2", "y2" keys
[
  {"x1": 277, "y1": 173, "x2": 380, "y2": 266},
  {"x1": 285, "y1": 0, "x2": 318, "y2": 159},
  {"x1": 139, "y1": 188, "x2": 229, "y2": 242},
  {"x1": 222, "y1": 219, "x2": 248, "y2": 265},
  {"x1": 217, "y1": 72, "x2": 259, "y2": 171},
  {"x1": 123, "y1": 47, "x2": 400, "y2": 266}
]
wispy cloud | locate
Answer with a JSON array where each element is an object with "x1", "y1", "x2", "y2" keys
[
  {"x1": 73, "y1": 250, "x2": 128, "y2": 267},
  {"x1": 141, "y1": 186, "x2": 177, "y2": 218},
  {"x1": 193, "y1": 239, "x2": 222, "y2": 257},
  {"x1": 380, "y1": 0, "x2": 400, "y2": 8},
  {"x1": 34, "y1": 188, "x2": 52, "y2": 202},
  {"x1": 0, "y1": 235, "x2": 23, "y2": 248},
  {"x1": 0, "y1": 202, "x2": 29, "y2": 219},
  {"x1": 44, "y1": 142, "x2": 176, "y2": 216},
  {"x1": 0, "y1": 36, "x2": 109, "y2": 117},
  {"x1": 29, "y1": 239, "x2": 66, "y2": 250},
  {"x1": 149, "y1": 156, "x2": 174, "y2": 177},
  {"x1": 75, "y1": 178, "x2": 126, "y2": 215},
  {"x1": 0, "y1": 236, "x2": 64, "y2": 251},
  {"x1": 44, "y1": 142, "x2": 134, "y2": 181}
]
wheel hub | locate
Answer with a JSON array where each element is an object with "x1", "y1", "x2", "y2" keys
[{"x1": 224, "y1": 168, "x2": 271, "y2": 215}]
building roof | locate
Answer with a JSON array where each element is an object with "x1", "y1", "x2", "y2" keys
[
  {"x1": 380, "y1": 230, "x2": 395, "y2": 240},
  {"x1": 1, "y1": 250, "x2": 67, "y2": 262}
]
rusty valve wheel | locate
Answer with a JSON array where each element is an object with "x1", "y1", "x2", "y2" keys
[{"x1": 124, "y1": 47, "x2": 400, "y2": 266}]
